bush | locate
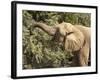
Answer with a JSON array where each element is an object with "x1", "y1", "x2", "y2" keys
[{"x1": 22, "y1": 10, "x2": 90, "y2": 69}]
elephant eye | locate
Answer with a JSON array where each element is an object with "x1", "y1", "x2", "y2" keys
[{"x1": 66, "y1": 32, "x2": 74, "y2": 35}]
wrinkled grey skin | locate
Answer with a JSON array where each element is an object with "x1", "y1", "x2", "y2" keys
[{"x1": 32, "y1": 21, "x2": 91, "y2": 66}]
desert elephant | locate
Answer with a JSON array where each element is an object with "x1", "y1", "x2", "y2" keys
[{"x1": 31, "y1": 21, "x2": 91, "y2": 67}]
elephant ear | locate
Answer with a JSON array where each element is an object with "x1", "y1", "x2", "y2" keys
[{"x1": 64, "y1": 24, "x2": 85, "y2": 52}]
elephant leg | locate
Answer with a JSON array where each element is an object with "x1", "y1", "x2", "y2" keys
[
  {"x1": 88, "y1": 49, "x2": 91, "y2": 66},
  {"x1": 71, "y1": 43, "x2": 90, "y2": 67},
  {"x1": 71, "y1": 52, "x2": 80, "y2": 66},
  {"x1": 78, "y1": 43, "x2": 89, "y2": 66}
]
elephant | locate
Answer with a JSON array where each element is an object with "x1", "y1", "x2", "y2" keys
[{"x1": 31, "y1": 21, "x2": 91, "y2": 67}]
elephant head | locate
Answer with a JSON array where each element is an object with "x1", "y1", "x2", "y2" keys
[{"x1": 53, "y1": 22, "x2": 85, "y2": 52}]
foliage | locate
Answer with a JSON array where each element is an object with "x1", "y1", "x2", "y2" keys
[{"x1": 22, "y1": 10, "x2": 90, "y2": 69}]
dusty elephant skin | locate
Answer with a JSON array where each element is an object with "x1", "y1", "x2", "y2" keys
[{"x1": 31, "y1": 21, "x2": 91, "y2": 67}]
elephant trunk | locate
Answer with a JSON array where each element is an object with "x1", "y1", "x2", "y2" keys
[{"x1": 32, "y1": 22, "x2": 57, "y2": 36}]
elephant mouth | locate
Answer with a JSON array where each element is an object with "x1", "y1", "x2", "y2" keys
[{"x1": 53, "y1": 36, "x2": 64, "y2": 44}]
